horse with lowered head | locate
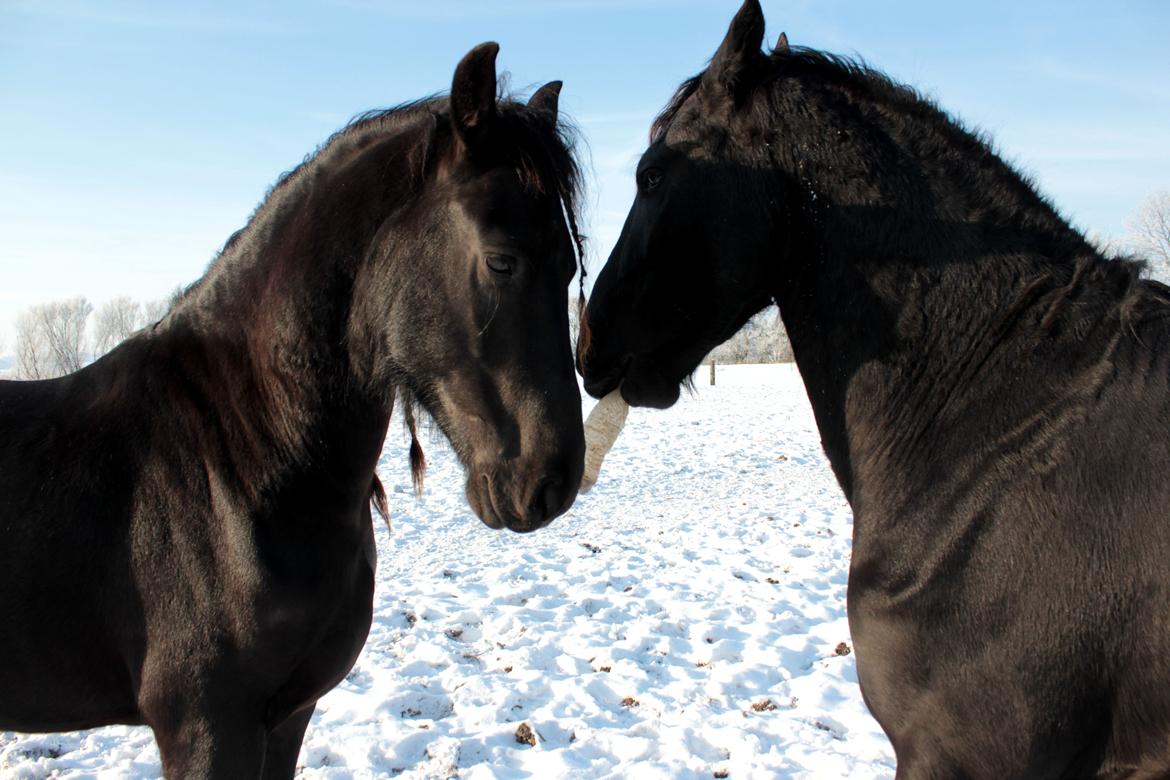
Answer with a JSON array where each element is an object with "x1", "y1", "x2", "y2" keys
[
  {"x1": 0, "y1": 43, "x2": 585, "y2": 778},
  {"x1": 581, "y1": 2, "x2": 1170, "y2": 777}
]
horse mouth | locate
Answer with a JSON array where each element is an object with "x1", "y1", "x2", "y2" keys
[
  {"x1": 465, "y1": 473, "x2": 566, "y2": 534},
  {"x1": 618, "y1": 375, "x2": 681, "y2": 410},
  {"x1": 582, "y1": 355, "x2": 631, "y2": 399},
  {"x1": 584, "y1": 355, "x2": 681, "y2": 409}
]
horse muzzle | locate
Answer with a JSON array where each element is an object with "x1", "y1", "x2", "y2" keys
[
  {"x1": 465, "y1": 460, "x2": 581, "y2": 533},
  {"x1": 582, "y1": 352, "x2": 680, "y2": 410}
]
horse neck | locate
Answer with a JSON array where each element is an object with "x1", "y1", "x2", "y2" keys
[
  {"x1": 153, "y1": 126, "x2": 423, "y2": 501},
  {"x1": 766, "y1": 84, "x2": 1114, "y2": 506}
]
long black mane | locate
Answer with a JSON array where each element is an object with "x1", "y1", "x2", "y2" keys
[
  {"x1": 651, "y1": 44, "x2": 1158, "y2": 302},
  {"x1": 171, "y1": 90, "x2": 590, "y2": 492},
  {"x1": 189, "y1": 92, "x2": 588, "y2": 317}
]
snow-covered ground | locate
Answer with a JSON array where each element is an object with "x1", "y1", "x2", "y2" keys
[{"x1": 0, "y1": 364, "x2": 896, "y2": 779}]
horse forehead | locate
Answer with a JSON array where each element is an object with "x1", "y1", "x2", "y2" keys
[
  {"x1": 662, "y1": 111, "x2": 727, "y2": 162},
  {"x1": 459, "y1": 170, "x2": 557, "y2": 224}
]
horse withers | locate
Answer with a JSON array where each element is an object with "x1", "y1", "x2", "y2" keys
[
  {"x1": 0, "y1": 43, "x2": 585, "y2": 778},
  {"x1": 581, "y1": 2, "x2": 1170, "y2": 777}
]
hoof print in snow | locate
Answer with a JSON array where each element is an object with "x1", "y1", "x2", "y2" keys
[
  {"x1": 621, "y1": 696, "x2": 639, "y2": 708},
  {"x1": 751, "y1": 698, "x2": 777, "y2": 712},
  {"x1": 514, "y1": 722, "x2": 537, "y2": 746},
  {"x1": 834, "y1": 642, "x2": 851, "y2": 656}
]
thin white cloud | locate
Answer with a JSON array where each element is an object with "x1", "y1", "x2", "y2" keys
[
  {"x1": 3, "y1": 0, "x2": 299, "y2": 35},
  {"x1": 331, "y1": 0, "x2": 705, "y2": 22}
]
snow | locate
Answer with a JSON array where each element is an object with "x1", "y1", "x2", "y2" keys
[{"x1": 0, "y1": 364, "x2": 896, "y2": 779}]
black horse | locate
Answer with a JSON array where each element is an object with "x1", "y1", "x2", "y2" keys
[
  {"x1": 0, "y1": 43, "x2": 585, "y2": 778},
  {"x1": 581, "y1": 2, "x2": 1170, "y2": 777}
]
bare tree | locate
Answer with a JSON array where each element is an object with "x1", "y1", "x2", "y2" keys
[
  {"x1": 568, "y1": 293, "x2": 581, "y2": 348},
  {"x1": 1125, "y1": 189, "x2": 1170, "y2": 282},
  {"x1": 708, "y1": 308, "x2": 793, "y2": 365},
  {"x1": 1086, "y1": 230, "x2": 1122, "y2": 258},
  {"x1": 142, "y1": 286, "x2": 185, "y2": 326},
  {"x1": 15, "y1": 309, "x2": 50, "y2": 380},
  {"x1": 93, "y1": 296, "x2": 144, "y2": 356},
  {"x1": 14, "y1": 297, "x2": 93, "y2": 379}
]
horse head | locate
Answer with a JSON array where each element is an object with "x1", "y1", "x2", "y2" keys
[
  {"x1": 580, "y1": 0, "x2": 783, "y2": 408},
  {"x1": 357, "y1": 44, "x2": 586, "y2": 532}
]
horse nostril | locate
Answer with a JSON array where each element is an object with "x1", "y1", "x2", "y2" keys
[{"x1": 531, "y1": 475, "x2": 564, "y2": 522}]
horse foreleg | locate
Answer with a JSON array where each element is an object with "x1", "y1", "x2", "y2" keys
[
  {"x1": 148, "y1": 705, "x2": 267, "y2": 779},
  {"x1": 261, "y1": 705, "x2": 314, "y2": 780}
]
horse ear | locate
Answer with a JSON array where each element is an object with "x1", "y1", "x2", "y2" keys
[
  {"x1": 703, "y1": 0, "x2": 767, "y2": 104},
  {"x1": 775, "y1": 31, "x2": 790, "y2": 54},
  {"x1": 451, "y1": 42, "x2": 500, "y2": 150},
  {"x1": 527, "y1": 81, "x2": 562, "y2": 127}
]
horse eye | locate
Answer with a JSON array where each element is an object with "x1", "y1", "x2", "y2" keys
[
  {"x1": 485, "y1": 254, "x2": 515, "y2": 276},
  {"x1": 640, "y1": 167, "x2": 663, "y2": 191}
]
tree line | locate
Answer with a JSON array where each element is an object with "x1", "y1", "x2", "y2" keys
[
  {"x1": 9, "y1": 291, "x2": 181, "y2": 380},
  {"x1": 568, "y1": 294, "x2": 793, "y2": 366},
  {"x1": 6, "y1": 190, "x2": 1169, "y2": 379}
]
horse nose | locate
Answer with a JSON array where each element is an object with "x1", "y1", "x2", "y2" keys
[{"x1": 515, "y1": 472, "x2": 575, "y2": 532}]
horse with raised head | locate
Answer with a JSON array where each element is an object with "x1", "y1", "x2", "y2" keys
[
  {"x1": 581, "y1": 2, "x2": 1170, "y2": 776},
  {"x1": 0, "y1": 43, "x2": 585, "y2": 778}
]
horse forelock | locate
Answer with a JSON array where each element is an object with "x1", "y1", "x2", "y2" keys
[
  {"x1": 351, "y1": 92, "x2": 590, "y2": 312},
  {"x1": 191, "y1": 87, "x2": 589, "y2": 334},
  {"x1": 492, "y1": 96, "x2": 590, "y2": 306}
]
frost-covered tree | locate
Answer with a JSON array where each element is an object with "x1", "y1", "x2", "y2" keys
[
  {"x1": 568, "y1": 293, "x2": 581, "y2": 349},
  {"x1": 142, "y1": 286, "x2": 185, "y2": 326},
  {"x1": 1126, "y1": 189, "x2": 1170, "y2": 282},
  {"x1": 708, "y1": 308, "x2": 793, "y2": 364},
  {"x1": 14, "y1": 297, "x2": 93, "y2": 379},
  {"x1": 93, "y1": 296, "x2": 144, "y2": 356},
  {"x1": 14, "y1": 311, "x2": 47, "y2": 379},
  {"x1": 1086, "y1": 230, "x2": 1122, "y2": 258}
]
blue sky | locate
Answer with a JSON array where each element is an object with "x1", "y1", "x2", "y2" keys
[{"x1": 2, "y1": 0, "x2": 1168, "y2": 346}]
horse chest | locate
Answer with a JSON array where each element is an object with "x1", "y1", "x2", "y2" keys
[{"x1": 251, "y1": 528, "x2": 377, "y2": 726}]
